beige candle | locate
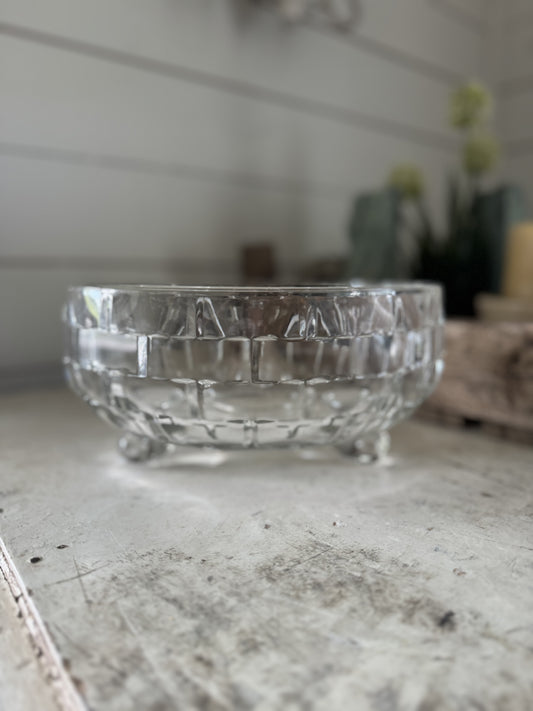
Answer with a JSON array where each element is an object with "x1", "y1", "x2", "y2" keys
[{"x1": 502, "y1": 222, "x2": 533, "y2": 299}]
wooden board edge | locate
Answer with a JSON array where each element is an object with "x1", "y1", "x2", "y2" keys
[{"x1": 0, "y1": 538, "x2": 86, "y2": 711}]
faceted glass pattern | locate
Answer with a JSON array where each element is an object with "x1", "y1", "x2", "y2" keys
[{"x1": 63, "y1": 284, "x2": 444, "y2": 454}]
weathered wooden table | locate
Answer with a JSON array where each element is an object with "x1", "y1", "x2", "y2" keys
[{"x1": 1, "y1": 388, "x2": 532, "y2": 711}]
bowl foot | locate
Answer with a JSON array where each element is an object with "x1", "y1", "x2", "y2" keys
[
  {"x1": 337, "y1": 431, "x2": 390, "y2": 463},
  {"x1": 118, "y1": 432, "x2": 167, "y2": 462},
  {"x1": 117, "y1": 430, "x2": 391, "y2": 463}
]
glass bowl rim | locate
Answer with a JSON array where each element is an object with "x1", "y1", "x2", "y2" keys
[{"x1": 67, "y1": 282, "x2": 442, "y2": 298}]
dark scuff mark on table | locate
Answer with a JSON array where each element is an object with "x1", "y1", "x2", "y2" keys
[{"x1": 437, "y1": 610, "x2": 456, "y2": 630}]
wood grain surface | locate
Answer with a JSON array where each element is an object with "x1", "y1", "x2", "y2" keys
[
  {"x1": 1, "y1": 387, "x2": 532, "y2": 710},
  {"x1": 0, "y1": 568, "x2": 62, "y2": 711},
  {"x1": 423, "y1": 320, "x2": 533, "y2": 435}
]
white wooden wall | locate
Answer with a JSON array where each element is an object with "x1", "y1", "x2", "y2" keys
[
  {"x1": 491, "y1": 0, "x2": 533, "y2": 213},
  {"x1": 0, "y1": 0, "x2": 490, "y2": 384}
]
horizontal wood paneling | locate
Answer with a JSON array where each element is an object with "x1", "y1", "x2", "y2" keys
[
  {"x1": 0, "y1": 0, "x2": 484, "y2": 376},
  {"x1": 326, "y1": 0, "x2": 482, "y2": 79},
  {"x1": 489, "y1": 0, "x2": 533, "y2": 91},
  {"x1": 0, "y1": 137, "x2": 451, "y2": 262},
  {"x1": 0, "y1": 154, "x2": 337, "y2": 262},
  {"x1": 493, "y1": 0, "x2": 533, "y2": 218},
  {"x1": 0, "y1": 0, "x2": 481, "y2": 85},
  {"x1": 502, "y1": 0, "x2": 533, "y2": 29},
  {"x1": 427, "y1": 0, "x2": 487, "y2": 32},
  {"x1": 504, "y1": 158, "x2": 533, "y2": 211},
  {"x1": 0, "y1": 34, "x2": 457, "y2": 200},
  {"x1": 501, "y1": 91, "x2": 533, "y2": 148},
  {"x1": 0, "y1": 29, "x2": 457, "y2": 153},
  {"x1": 499, "y1": 24, "x2": 533, "y2": 91}
]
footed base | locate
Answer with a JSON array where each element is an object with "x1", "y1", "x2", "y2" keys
[
  {"x1": 117, "y1": 430, "x2": 391, "y2": 464},
  {"x1": 118, "y1": 433, "x2": 167, "y2": 462},
  {"x1": 336, "y1": 430, "x2": 390, "y2": 463}
]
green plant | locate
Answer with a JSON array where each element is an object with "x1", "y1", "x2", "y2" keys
[{"x1": 388, "y1": 81, "x2": 500, "y2": 315}]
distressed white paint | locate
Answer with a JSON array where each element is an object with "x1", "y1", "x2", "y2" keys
[
  {"x1": 0, "y1": 540, "x2": 83, "y2": 711},
  {"x1": 0, "y1": 574, "x2": 61, "y2": 711},
  {"x1": 0, "y1": 388, "x2": 532, "y2": 709}
]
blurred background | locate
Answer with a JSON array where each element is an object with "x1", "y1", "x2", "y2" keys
[{"x1": 1, "y1": 0, "x2": 533, "y2": 389}]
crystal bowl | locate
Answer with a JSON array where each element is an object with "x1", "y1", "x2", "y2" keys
[{"x1": 63, "y1": 284, "x2": 443, "y2": 461}]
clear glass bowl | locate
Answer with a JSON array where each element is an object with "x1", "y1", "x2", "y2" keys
[{"x1": 63, "y1": 284, "x2": 443, "y2": 461}]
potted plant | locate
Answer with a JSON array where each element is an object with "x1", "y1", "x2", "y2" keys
[{"x1": 389, "y1": 82, "x2": 516, "y2": 316}]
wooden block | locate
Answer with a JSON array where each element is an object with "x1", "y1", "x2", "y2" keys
[{"x1": 421, "y1": 320, "x2": 533, "y2": 433}]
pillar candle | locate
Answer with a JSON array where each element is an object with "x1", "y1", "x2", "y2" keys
[{"x1": 502, "y1": 222, "x2": 533, "y2": 299}]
